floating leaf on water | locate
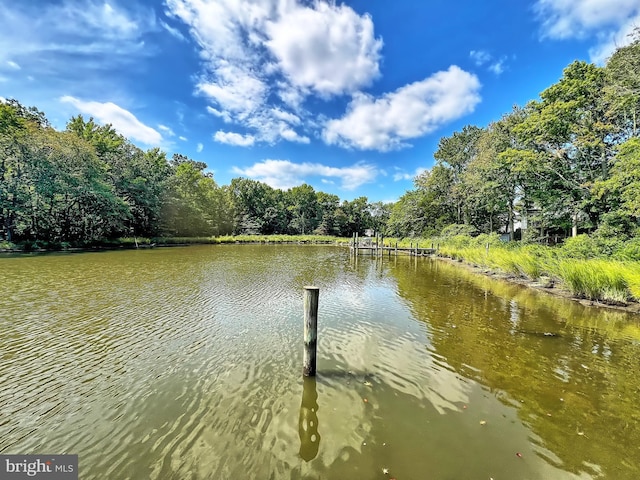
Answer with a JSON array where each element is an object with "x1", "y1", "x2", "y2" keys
[
  {"x1": 480, "y1": 420, "x2": 487, "y2": 425},
  {"x1": 363, "y1": 398, "x2": 368, "y2": 403},
  {"x1": 516, "y1": 452, "x2": 523, "y2": 458}
]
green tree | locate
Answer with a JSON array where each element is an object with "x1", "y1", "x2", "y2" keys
[
  {"x1": 387, "y1": 166, "x2": 456, "y2": 237},
  {"x1": 315, "y1": 192, "x2": 341, "y2": 235},
  {"x1": 604, "y1": 29, "x2": 640, "y2": 139},
  {"x1": 286, "y1": 184, "x2": 318, "y2": 235},
  {"x1": 433, "y1": 125, "x2": 484, "y2": 224},
  {"x1": 340, "y1": 196, "x2": 372, "y2": 236},
  {"x1": 514, "y1": 61, "x2": 613, "y2": 236},
  {"x1": 229, "y1": 178, "x2": 276, "y2": 234},
  {"x1": 596, "y1": 137, "x2": 640, "y2": 219},
  {"x1": 464, "y1": 108, "x2": 528, "y2": 238},
  {"x1": 162, "y1": 154, "x2": 225, "y2": 236}
]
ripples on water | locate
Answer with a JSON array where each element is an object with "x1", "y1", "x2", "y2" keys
[{"x1": 1, "y1": 246, "x2": 640, "y2": 479}]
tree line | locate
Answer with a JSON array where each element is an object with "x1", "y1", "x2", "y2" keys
[
  {"x1": 387, "y1": 32, "x2": 640, "y2": 243},
  {"x1": 2, "y1": 33, "x2": 638, "y2": 247},
  {"x1": 0, "y1": 101, "x2": 389, "y2": 245}
]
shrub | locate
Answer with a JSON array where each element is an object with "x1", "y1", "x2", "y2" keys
[
  {"x1": 440, "y1": 224, "x2": 478, "y2": 238},
  {"x1": 559, "y1": 234, "x2": 602, "y2": 259}
]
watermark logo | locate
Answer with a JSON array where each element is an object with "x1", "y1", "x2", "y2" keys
[{"x1": 0, "y1": 455, "x2": 77, "y2": 479}]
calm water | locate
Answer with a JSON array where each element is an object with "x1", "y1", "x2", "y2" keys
[{"x1": 1, "y1": 245, "x2": 640, "y2": 479}]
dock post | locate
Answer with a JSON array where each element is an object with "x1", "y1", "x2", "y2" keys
[
  {"x1": 355, "y1": 232, "x2": 359, "y2": 256},
  {"x1": 395, "y1": 242, "x2": 398, "y2": 256},
  {"x1": 410, "y1": 242, "x2": 413, "y2": 256},
  {"x1": 303, "y1": 286, "x2": 319, "y2": 377},
  {"x1": 416, "y1": 242, "x2": 419, "y2": 256}
]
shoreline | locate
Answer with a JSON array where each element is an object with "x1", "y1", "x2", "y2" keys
[
  {"x1": 0, "y1": 238, "x2": 342, "y2": 254},
  {"x1": 436, "y1": 255, "x2": 640, "y2": 315}
]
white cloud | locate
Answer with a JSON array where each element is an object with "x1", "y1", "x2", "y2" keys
[
  {"x1": 160, "y1": 20, "x2": 186, "y2": 41},
  {"x1": 271, "y1": 108, "x2": 301, "y2": 125},
  {"x1": 589, "y1": 14, "x2": 640, "y2": 63},
  {"x1": 165, "y1": 0, "x2": 382, "y2": 145},
  {"x1": 393, "y1": 167, "x2": 426, "y2": 182},
  {"x1": 60, "y1": 96, "x2": 163, "y2": 145},
  {"x1": 489, "y1": 59, "x2": 506, "y2": 75},
  {"x1": 213, "y1": 130, "x2": 255, "y2": 146},
  {"x1": 207, "y1": 106, "x2": 232, "y2": 123},
  {"x1": 6, "y1": 60, "x2": 20, "y2": 70},
  {"x1": 469, "y1": 50, "x2": 491, "y2": 66},
  {"x1": 0, "y1": 1, "x2": 156, "y2": 69},
  {"x1": 232, "y1": 159, "x2": 379, "y2": 190},
  {"x1": 179, "y1": 135, "x2": 188, "y2": 141},
  {"x1": 535, "y1": 0, "x2": 639, "y2": 39},
  {"x1": 470, "y1": 50, "x2": 507, "y2": 75},
  {"x1": 196, "y1": 142, "x2": 203, "y2": 153},
  {"x1": 264, "y1": 2, "x2": 382, "y2": 96},
  {"x1": 158, "y1": 124, "x2": 175, "y2": 136},
  {"x1": 535, "y1": 0, "x2": 640, "y2": 63},
  {"x1": 323, "y1": 66, "x2": 481, "y2": 151}
]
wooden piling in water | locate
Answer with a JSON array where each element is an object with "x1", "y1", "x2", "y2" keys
[{"x1": 303, "y1": 286, "x2": 319, "y2": 377}]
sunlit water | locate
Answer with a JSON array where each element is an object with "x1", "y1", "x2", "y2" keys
[{"x1": 1, "y1": 245, "x2": 639, "y2": 479}]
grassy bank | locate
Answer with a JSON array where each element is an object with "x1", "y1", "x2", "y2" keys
[
  {"x1": 0, "y1": 234, "x2": 344, "y2": 252},
  {"x1": 149, "y1": 234, "x2": 342, "y2": 245},
  {"x1": 429, "y1": 234, "x2": 640, "y2": 305}
]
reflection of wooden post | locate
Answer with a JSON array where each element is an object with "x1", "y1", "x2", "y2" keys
[
  {"x1": 355, "y1": 232, "x2": 359, "y2": 256},
  {"x1": 303, "y1": 287, "x2": 319, "y2": 377},
  {"x1": 299, "y1": 377, "x2": 320, "y2": 461}
]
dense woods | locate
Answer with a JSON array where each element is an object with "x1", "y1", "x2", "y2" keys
[
  {"x1": 0, "y1": 100, "x2": 389, "y2": 246},
  {"x1": 1, "y1": 33, "x2": 639, "y2": 248},
  {"x1": 389, "y1": 33, "x2": 640, "y2": 243}
]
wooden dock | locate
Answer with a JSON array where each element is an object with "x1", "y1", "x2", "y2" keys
[
  {"x1": 350, "y1": 245, "x2": 436, "y2": 256},
  {"x1": 348, "y1": 233, "x2": 437, "y2": 257}
]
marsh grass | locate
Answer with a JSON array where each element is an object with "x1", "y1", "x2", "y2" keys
[
  {"x1": 149, "y1": 234, "x2": 341, "y2": 245},
  {"x1": 553, "y1": 260, "x2": 629, "y2": 303},
  {"x1": 435, "y1": 238, "x2": 639, "y2": 304}
]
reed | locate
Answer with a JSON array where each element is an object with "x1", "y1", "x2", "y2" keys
[
  {"x1": 553, "y1": 259, "x2": 629, "y2": 303},
  {"x1": 434, "y1": 238, "x2": 639, "y2": 304}
]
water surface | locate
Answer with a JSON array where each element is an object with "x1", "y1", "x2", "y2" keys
[{"x1": 1, "y1": 245, "x2": 639, "y2": 479}]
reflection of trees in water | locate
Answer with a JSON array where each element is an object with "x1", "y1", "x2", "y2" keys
[
  {"x1": 299, "y1": 377, "x2": 320, "y2": 462},
  {"x1": 389, "y1": 257, "x2": 640, "y2": 479}
]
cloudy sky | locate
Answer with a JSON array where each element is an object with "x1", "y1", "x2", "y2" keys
[{"x1": 1, "y1": 0, "x2": 638, "y2": 202}]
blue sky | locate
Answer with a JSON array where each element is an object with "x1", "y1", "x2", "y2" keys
[{"x1": 1, "y1": 0, "x2": 639, "y2": 203}]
